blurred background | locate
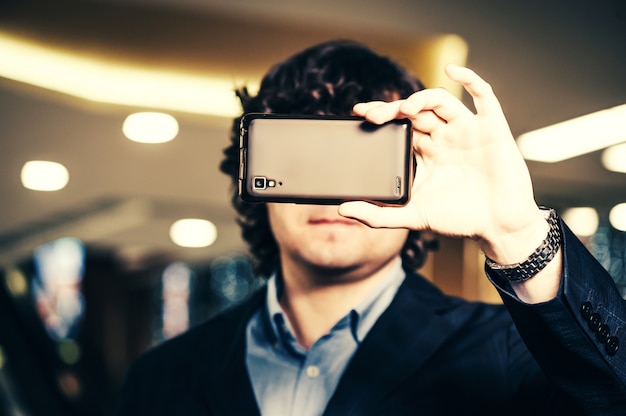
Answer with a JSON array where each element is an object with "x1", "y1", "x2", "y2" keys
[{"x1": 0, "y1": 0, "x2": 625, "y2": 414}]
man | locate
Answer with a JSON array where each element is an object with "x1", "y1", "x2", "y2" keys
[{"x1": 117, "y1": 40, "x2": 626, "y2": 415}]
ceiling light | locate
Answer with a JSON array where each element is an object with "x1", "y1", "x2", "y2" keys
[
  {"x1": 21, "y1": 160, "x2": 69, "y2": 191},
  {"x1": 561, "y1": 207, "x2": 599, "y2": 237},
  {"x1": 0, "y1": 32, "x2": 249, "y2": 117},
  {"x1": 123, "y1": 112, "x2": 179, "y2": 143},
  {"x1": 601, "y1": 142, "x2": 626, "y2": 173},
  {"x1": 609, "y1": 203, "x2": 626, "y2": 232},
  {"x1": 169, "y1": 219, "x2": 217, "y2": 248},
  {"x1": 517, "y1": 104, "x2": 626, "y2": 163}
]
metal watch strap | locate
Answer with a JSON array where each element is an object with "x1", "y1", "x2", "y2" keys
[{"x1": 485, "y1": 208, "x2": 561, "y2": 283}]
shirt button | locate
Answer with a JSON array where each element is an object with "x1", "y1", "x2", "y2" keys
[{"x1": 306, "y1": 365, "x2": 320, "y2": 378}]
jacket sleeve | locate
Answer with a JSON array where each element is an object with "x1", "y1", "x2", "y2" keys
[
  {"x1": 115, "y1": 356, "x2": 144, "y2": 416},
  {"x1": 487, "y1": 217, "x2": 626, "y2": 415}
]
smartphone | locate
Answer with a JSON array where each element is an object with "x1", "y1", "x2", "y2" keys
[{"x1": 238, "y1": 113, "x2": 413, "y2": 205}]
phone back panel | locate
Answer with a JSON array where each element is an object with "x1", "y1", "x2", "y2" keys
[{"x1": 239, "y1": 114, "x2": 412, "y2": 204}]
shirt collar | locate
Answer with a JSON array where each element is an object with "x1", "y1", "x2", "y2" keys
[
  {"x1": 264, "y1": 257, "x2": 406, "y2": 348},
  {"x1": 351, "y1": 257, "x2": 405, "y2": 341}
]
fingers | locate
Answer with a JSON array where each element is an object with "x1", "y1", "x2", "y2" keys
[
  {"x1": 413, "y1": 130, "x2": 436, "y2": 158},
  {"x1": 352, "y1": 101, "x2": 388, "y2": 115},
  {"x1": 354, "y1": 87, "x2": 471, "y2": 127},
  {"x1": 411, "y1": 110, "x2": 446, "y2": 134},
  {"x1": 353, "y1": 100, "x2": 446, "y2": 134},
  {"x1": 444, "y1": 64, "x2": 505, "y2": 118},
  {"x1": 400, "y1": 88, "x2": 471, "y2": 123},
  {"x1": 353, "y1": 100, "x2": 404, "y2": 124},
  {"x1": 353, "y1": 65, "x2": 505, "y2": 125}
]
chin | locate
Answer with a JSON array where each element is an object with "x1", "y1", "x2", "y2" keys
[{"x1": 306, "y1": 262, "x2": 365, "y2": 280}]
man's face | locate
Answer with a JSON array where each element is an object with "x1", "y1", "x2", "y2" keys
[{"x1": 267, "y1": 203, "x2": 409, "y2": 279}]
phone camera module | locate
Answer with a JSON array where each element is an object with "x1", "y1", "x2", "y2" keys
[{"x1": 253, "y1": 177, "x2": 267, "y2": 190}]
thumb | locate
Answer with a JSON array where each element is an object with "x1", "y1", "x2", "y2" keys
[{"x1": 338, "y1": 201, "x2": 419, "y2": 229}]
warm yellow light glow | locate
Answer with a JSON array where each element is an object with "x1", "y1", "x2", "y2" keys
[
  {"x1": 609, "y1": 203, "x2": 626, "y2": 232},
  {"x1": 517, "y1": 104, "x2": 626, "y2": 163},
  {"x1": 562, "y1": 207, "x2": 599, "y2": 237},
  {"x1": 169, "y1": 219, "x2": 217, "y2": 248},
  {"x1": 0, "y1": 32, "x2": 249, "y2": 117},
  {"x1": 5, "y1": 267, "x2": 28, "y2": 297},
  {"x1": 406, "y1": 34, "x2": 469, "y2": 99},
  {"x1": 123, "y1": 112, "x2": 179, "y2": 143},
  {"x1": 601, "y1": 142, "x2": 626, "y2": 173},
  {"x1": 21, "y1": 160, "x2": 69, "y2": 191}
]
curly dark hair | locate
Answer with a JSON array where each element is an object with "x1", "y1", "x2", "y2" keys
[{"x1": 220, "y1": 39, "x2": 437, "y2": 278}]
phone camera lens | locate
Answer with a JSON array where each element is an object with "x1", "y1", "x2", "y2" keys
[{"x1": 253, "y1": 177, "x2": 266, "y2": 190}]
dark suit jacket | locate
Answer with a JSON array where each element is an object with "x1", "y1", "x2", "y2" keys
[{"x1": 117, "y1": 221, "x2": 626, "y2": 415}]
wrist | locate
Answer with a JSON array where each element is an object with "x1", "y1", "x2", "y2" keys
[
  {"x1": 479, "y1": 207, "x2": 549, "y2": 263},
  {"x1": 484, "y1": 208, "x2": 561, "y2": 283}
]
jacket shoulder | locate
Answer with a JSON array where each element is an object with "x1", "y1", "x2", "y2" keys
[{"x1": 141, "y1": 286, "x2": 265, "y2": 365}]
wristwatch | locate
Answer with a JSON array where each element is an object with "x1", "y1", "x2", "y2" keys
[{"x1": 485, "y1": 208, "x2": 561, "y2": 283}]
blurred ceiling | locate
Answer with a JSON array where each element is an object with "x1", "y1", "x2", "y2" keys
[{"x1": 0, "y1": 0, "x2": 625, "y2": 268}]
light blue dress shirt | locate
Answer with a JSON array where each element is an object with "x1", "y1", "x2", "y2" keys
[{"x1": 245, "y1": 257, "x2": 406, "y2": 416}]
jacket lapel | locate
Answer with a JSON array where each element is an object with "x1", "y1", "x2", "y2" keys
[
  {"x1": 201, "y1": 290, "x2": 265, "y2": 416},
  {"x1": 197, "y1": 274, "x2": 463, "y2": 415},
  {"x1": 325, "y1": 274, "x2": 462, "y2": 415}
]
